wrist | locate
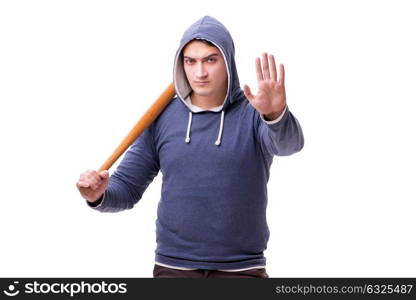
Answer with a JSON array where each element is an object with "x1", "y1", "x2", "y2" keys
[{"x1": 264, "y1": 105, "x2": 286, "y2": 121}]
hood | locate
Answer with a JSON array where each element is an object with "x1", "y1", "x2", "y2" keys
[{"x1": 173, "y1": 16, "x2": 243, "y2": 146}]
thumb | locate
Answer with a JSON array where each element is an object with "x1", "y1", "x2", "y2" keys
[
  {"x1": 243, "y1": 85, "x2": 254, "y2": 102},
  {"x1": 99, "y1": 170, "x2": 109, "y2": 179}
]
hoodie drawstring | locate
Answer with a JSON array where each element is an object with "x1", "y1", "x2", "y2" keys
[
  {"x1": 185, "y1": 111, "x2": 192, "y2": 143},
  {"x1": 184, "y1": 110, "x2": 225, "y2": 146},
  {"x1": 215, "y1": 110, "x2": 225, "y2": 146}
]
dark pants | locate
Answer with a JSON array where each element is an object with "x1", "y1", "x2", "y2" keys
[{"x1": 153, "y1": 264, "x2": 269, "y2": 278}]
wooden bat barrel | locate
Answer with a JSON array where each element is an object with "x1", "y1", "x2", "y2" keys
[{"x1": 98, "y1": 82, "x2": 175, "y2": 171}]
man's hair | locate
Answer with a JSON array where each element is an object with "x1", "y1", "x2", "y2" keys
[{"x1": 181, "y1": 39, "x2": 216, "y2": 61}]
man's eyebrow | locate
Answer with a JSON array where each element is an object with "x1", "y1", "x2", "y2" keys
[{"x1": 183, "y1": 53, "x2": 219, "y2": 60}]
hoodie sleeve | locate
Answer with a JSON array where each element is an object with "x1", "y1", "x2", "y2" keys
[
  {"x1": 86, "y1": 124, "x2": 160, "y2": 212},
  {"x1": 257, "y1": 105, "x2": 304, "y2": 157}
]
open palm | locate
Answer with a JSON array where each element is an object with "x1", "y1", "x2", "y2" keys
[{"x1": 243, "y1": 53, "x2": 287, "y2": 120}]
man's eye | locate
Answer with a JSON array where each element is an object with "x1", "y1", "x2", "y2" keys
[
  {"x1": 208, "y1": 58, "x2": 216, "y2": 63},
  {"x1": 185, "y1": 59, "x2": 194, "y2": 64}
]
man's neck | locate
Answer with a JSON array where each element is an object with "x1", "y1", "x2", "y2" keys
[{"x1": 190, "y1": 91, "x2": 227, "y2": 110}]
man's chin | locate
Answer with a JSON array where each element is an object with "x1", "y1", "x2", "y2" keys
[{"x1": 191, "y1": 87, "x2": 213, "y2": 97}]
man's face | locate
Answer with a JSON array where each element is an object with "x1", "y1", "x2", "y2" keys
[{"x1": 182, "y1": 40, "x2": 228, "y2": 99}]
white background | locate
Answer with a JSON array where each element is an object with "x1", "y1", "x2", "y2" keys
[{"x1": 1, "y1": 0, "x2": 415, "y2": 277}]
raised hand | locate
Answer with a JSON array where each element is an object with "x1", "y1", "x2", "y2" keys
[{"x1": 243, "y1": 53, "x2": 287, "y2": 120}]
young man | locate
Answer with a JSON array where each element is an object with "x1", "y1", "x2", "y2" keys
[{"x1": 76, "y1": 16, "x2": 304, "y2": 278}]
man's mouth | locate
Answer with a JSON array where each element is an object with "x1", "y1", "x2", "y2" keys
[{"x1": 194, "y1": 81, "x2": 210, "y2": 86}]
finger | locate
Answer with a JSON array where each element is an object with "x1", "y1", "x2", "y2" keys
[
  {"x1": 99, "y1": 170, "x2": 109, "y2": 179},
  {"x1": 262, "y1": 53, "x2": 270, "y2": 80},
  {"x1": 279, "y1": 64, "x2": 285, "y2": 85},
  {"x1": 269, "y1": 55, "x2": 278, "y2": 82},
  {"x1": 79, "y1": 170, "x2": 89, "y2": 179},
  {"x1": 77, "y1": 181, "x2": 90, "y2": 189},
  {"x1": 86, "y1": 169, "x2": 96, "y2": 175},
  {"x1": 255, "y1": 57, "x2": 263, "y2": 81},
  {"x1": 90, "y1": 183, "x2": 99, "y2": 191},
  {"x1": 87, "y1": 171, "x2": 101, "y2": 182},
  {"x1": 85, "y1": 174, "x2": 100, "y2": 187},
  {"x1": 82, "y1": 170, "x2": 95, "y2": 181},
  {"x1": 243, "y1": 85, "x2": 255, "y2": 102},
  {"x1": 89, "y1": 178, "x2": 102, "y2": 190}
]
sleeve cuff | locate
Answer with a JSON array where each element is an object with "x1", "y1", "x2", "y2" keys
[
  {"x1": 260, "y1": 105, "x2": 288, "y2": 124},
  {"x1": 86, "y1": 192, "x2": 105, "y2": 208}
]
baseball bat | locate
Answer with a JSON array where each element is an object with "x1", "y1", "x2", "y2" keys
[{"x1": 98, "y1": 82, "x2": 175, "y2": 172}]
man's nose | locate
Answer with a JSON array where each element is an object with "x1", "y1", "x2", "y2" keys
[{"x1": 196, "y1": 62, "x2": 208, "y2": 78}]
